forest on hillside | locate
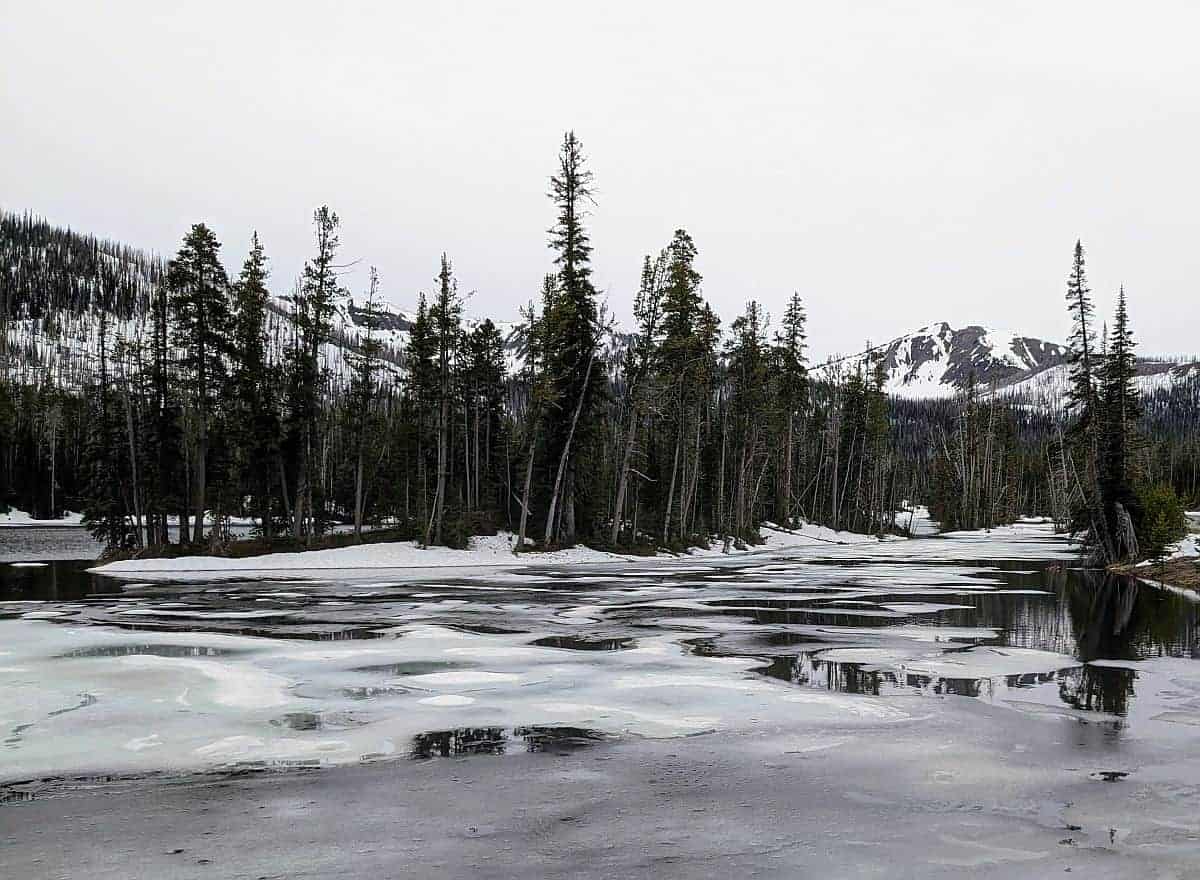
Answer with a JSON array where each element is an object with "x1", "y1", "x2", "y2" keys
[{"x1": 1, "y1": 133, "x2": 1196, "y2": 563}]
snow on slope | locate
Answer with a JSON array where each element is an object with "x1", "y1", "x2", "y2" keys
[
  {"x1": 816, "y1": 322, "x2": 1068, "y2": 399},
  {"x1": 821, "y1": 321, "x2": 1198, "y2": 402}
]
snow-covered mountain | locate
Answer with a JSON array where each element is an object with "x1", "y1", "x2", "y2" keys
[
  {"x1": 863, "y1": 323, "x2": 1069, "y2": 398},
  {"x1": 820, "y1": 321, "x2": 1198, "y2": 401}
]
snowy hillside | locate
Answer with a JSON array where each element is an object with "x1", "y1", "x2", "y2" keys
[
  {"x1": 817, "y1": 321, "x2": 1198, "y2": 402},
  {"x1": 857, "y1": 322, "x2": 1068, "y2": 398}
]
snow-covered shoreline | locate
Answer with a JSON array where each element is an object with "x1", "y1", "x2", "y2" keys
[
  {"x1": 90, "y1": 522, "x2": 890, "y2": 582},
  {"x1": 0, "y1": 508, "x2": 85, "y2": 528}
]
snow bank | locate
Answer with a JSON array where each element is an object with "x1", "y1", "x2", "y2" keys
[
  {"x1": 91, "y1": 523, "x2": 896, "y2": 582},
  {"x1": 0, "y1": 508, "x2": 84, "y2": 527},
  {"x1": 892, "y1": 506, "x2": 939, "y2": 537},
  {"x1": 1136, "y1": 534, "x2": 1199, "y2": 566}
]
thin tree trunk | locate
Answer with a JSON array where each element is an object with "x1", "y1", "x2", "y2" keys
[{"x1": 544, "y1": 350, "x2": 595, "y2": 546}]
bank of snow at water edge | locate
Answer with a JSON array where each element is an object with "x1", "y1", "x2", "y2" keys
[
  {"x1": 89, "y1": 522, "x2": 890, "y2": 582},
  {"x1": 1137, "y1": 533, "x2": 1199, "y2": 566},
  {"x1": 0, "y1": 508, "x2": 84, "y2": 527}
]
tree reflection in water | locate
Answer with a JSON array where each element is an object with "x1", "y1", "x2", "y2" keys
[
  {"x1": 1058, "y1": 570, "x2": 1196, "y2": 720},
  {"x1": 759, "y1": 567, "x2": 1198, "y2": 724},
  {"x1": 410, "y1": 726, "x2": 608, "y2": 759}
]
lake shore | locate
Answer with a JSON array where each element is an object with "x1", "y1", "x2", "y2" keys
[{"x1": 88, "y1": 522, "x2": 889, "y2": 582}]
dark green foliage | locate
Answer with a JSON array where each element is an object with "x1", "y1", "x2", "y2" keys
[
  {"x1": 540, "y1": 132, "x2": 607, "y2": 545},
  {"x1": 1064, "y1": 240, "x2": 1098, "y2": 428},
  {"x1": 1136, "y1": 483, "x2": 1187, "y2": 561},
  {"x1": 227, "y1": 233, "x2": 281, "y2": 536},
  {"x1": 167, "y1": 222, "x2": 230, "y2": 542}
]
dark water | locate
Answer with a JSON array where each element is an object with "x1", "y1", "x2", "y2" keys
[{"x1": 410, "y1": 726, "x2": 611, "y2": 759}]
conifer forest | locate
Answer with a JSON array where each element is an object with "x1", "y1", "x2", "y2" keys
[{"x1": 1, "y1": 133, "x2": 1197, "y2": 566}]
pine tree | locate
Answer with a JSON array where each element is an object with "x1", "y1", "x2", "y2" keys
[
  {"x1": 1062, "y1": 239, "x2": 1111, "y2": 560},
  {"x1": 406, "y1": 293, "x2": 437, "y2": 535},
  {"x1": 725, "y1": 301, "x2": 771, "y2": 540},
  {"x1": 1065, "y1": 240, "x2": 1098, "y2": 428},
  {"x1": 425, "y1": 255, "x2": 462, "y2": 546},
  {"x1": 229, "y1": 233, "x2": 279, "y2": 537},
  {"x1": 1099, "y1": 285, "x2": 1142, "y2": 560},
  {"x1": 773, "y1": 293, "x2": 809, "y2": 526},
  {"x1": 167, "y1": 223, "x2": 230, "y2": 544},
  {"x1": 612, "y1": 251, "x2": 667, "y2": 544},
  {"x1": 348, "y1": 266, "x2": 385, "y2": 540},
  {"x1": 657, "y1": 230, "x2": 708, "y2": 543},
  {"x1": 289, "y1": 206, "x2": 342, "y2": 540},
  {"x1": 462, "y1": 318, "x2": 507, "y2": 515},
  {"x1": 81, "y1": 310, "x2": 127, "y2": 550},
  {"x1": 147, "y1": 274, "x2": 181, "y2": 546},
  {"x1": 542, "y1": 131, "x2": 605, "y2": 544}
]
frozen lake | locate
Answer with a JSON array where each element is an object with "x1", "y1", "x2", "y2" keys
[
  {"x1": 4, "y1": 524, "x2": 1200, "y2": 876},
  {"x1": 3, "y1": 523, "x2": 1198, "y2": 779}
]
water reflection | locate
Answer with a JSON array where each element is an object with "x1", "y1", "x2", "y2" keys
[
  {"x1": 758, "y1": 570, "x2": 1193, "y2": 725},
  {"x1": 0, "y1": 559, "x2": 115, "y2": 602},
  {"x1": 410, "y1": 726, "x2": 609, "y2": 759}
]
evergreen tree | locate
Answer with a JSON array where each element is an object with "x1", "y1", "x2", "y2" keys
[
  {"x1": 611, "y1": 251, "x2": 667, "y2": 544},
  {"x1": 1065, "y1": 240, "x2": 1098, "y2": 428},
  {"x1": 773, "y1": 293, "x2": 809, "y2": 526},
  {"x1": 462, "y1": 318, "x2": 507, "y2": 516},
  {"x1": 167, "y1": 223, "x2": 230, "y2": 544},
  {"x1": 657, "y1": 230, "x2": 709, "y2": 543},
  {"x1": 347, "y1": 266, "x2": 385, "y2": 540},
  {"x1": 406, "y1": 292, "x2": 438, "y2": 534},
  {"x1": 1062, "y1": 240, "x2": 1111, "y2": 560},
  {"x1": 542, "y1": 131, "x2": 605, "y2": 544},
  {"x1": 1099, "y1": 286, "x2": 1142, "y2": 560},
  {"x1": 425, "y1": 255, "x2": 463, "y2": 546},
  {"x1": 288, "y1": 206, "x2": 343, "y2": 540},
  {"x1": 228, "y1": 233, "x2": 279, "y2": 537},
  {"x1": 81, "y1": 311, "x2": 127, "y2": 550}
]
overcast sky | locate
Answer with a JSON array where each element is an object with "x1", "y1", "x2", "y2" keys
[{"x1": 3, "y1": 1, "x2": 1198, "y2": 359}]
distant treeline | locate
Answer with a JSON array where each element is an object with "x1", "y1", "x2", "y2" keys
[{"x1": 0, "y1": 137, "x2": 1196, "y2": 562}]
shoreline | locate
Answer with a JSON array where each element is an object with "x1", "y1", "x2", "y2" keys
[{"x1": 88, "y1": 522, "x2": 890, "y2": 582}]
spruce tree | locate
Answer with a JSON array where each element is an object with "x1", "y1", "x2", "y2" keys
[
  {"x1": 347, "y1": 266, "x2": 384, "y2": 540},
  {"x1": 462, "y1": 318, "x2": 507, "y2": 515},
  {"x1": 773, "y1": 293, "x2": 809, "y2": 526},
  {"x1": 542, "y1": 131, "x2": 604, "y2": 544},
  {"x1": 289, "y1": 206, "x2": 342, "y2": 540},
  {"x1": 1099, "y1": 286, "x2": 1142, "y2": 559},
  {"x1": 229, "y1": 233, "x2": 279, "y2": 536},
  {"x1": 406, "y1": 293, "x2": 437, "y2": 535},
  {"x1": 167, "y1": 223, "x2": 230, "y2": 544},
  {"x1": 81, "y1": 310, "x2": 127, "y2": 550},
  {"x1": 424, "y1": 255, "x2": 462, "y2": 546},
  {"x1": 657, "y1": 230, "x2": 707, "y2": 542},
  {"x1": 611, "y1": 251, "x2": 667, "y2": 544},
  {"x1": 1062, "y1": 239, "x2": 1111, "y2": 560},
  {"x1": 1065, "y1": 240, "x2": 1098, "y2": 428}
]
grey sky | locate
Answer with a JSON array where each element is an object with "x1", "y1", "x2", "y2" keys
[{"x1": 3, "y1": 1, "x2": 1198, "y2": 359}]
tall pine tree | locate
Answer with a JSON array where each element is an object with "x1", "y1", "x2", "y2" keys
[
  {"x1": 542, "y1": 131, "x2": 605, "y2": 544},
  {"x1": 167, "y1": 223, "x2": 230, "y2": 544}
]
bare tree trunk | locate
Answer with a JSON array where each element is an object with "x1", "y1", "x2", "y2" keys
[
  {"x1": 517, "y1": 434, "x2": 536, "y2": 552},
  {"x1": 544, "y1": 351, "x2": 595, "y2": 546},
  {"x1": 663, "y1": 426, "x2": 682, "y2": 542},
  {"x1": 123, "y1": 390, "x2": 144, "y2": 550},
  {"x1": 611, "y1": 405, "x2": 641, "y2": 545},
  {"x1": 353, "y1": 445, "x2": 365, "y2": 541}
]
